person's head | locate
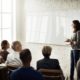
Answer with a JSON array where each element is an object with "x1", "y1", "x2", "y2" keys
[
  {"x1": 20, "y1": 49, "x2": 32, "y2": 66},
  {"x1": 12, "y1": 41, "x2": 22, "y2": 52},
  {"x1": 72, "y1": 20, "x2": 80, "y2": 33},
  {"x1": 42, "y1": 46, "x2": 52, "y2": 58},
  {"x1": 1, "y1": 40, "x2": 10, "y2": 50}
]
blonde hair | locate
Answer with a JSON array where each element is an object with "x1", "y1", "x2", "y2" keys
[
  {"x1": 42, "y1": 46, "x2": 52, "y2": 58},
  {"x1": 12, "y1": 41, "x2": 22, "y2": 51}
]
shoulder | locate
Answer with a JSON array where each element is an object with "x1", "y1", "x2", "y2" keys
[
  {"x1": 51, "y1": 58, "x2": 59, "y2": 61},
  {"x1": 10, "y1": 68, "x2": 21, "y2": 78},
  {"x1": 10, "y1": 68, "x2": 22, "y2": 80},
  {"x1": 37, "y1": 59, "x2": 44, "y2": 64},
  {"x1": 32, "y1": 69, "x2": 43, "y2": 79},
  {"x1": 28, "y1": 67, "x2": 43, "y2": 79},
  {"x1": 50, "y1": 59, "x2": 59, "y2": 64},
  {"x1": 7, "y1": 52, "x2": 13, "y2": 59},
  {"x1": 11, "y1": 68, "x2": 21, "y2": 75}
]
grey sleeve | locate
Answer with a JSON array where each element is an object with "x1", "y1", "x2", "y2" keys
[
  {"x1": 77, "y1": 31, "x2": 80, "y2": 43},
  {"x1": 70, "y1": 31, "x2": 80, "y2": 48}
]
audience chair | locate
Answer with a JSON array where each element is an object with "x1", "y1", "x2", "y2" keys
[{"x1": 38, "y1": 69, "x2": 64, "y2": 80}]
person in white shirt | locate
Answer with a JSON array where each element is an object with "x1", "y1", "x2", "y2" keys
[{"x1": 6, "y1": 41, "x2": 22, "y2": 68}]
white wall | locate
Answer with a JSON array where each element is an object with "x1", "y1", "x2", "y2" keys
[
  {"x1": 16, "y1": 0, "x2": 26, "y2": 41},
  {"x1": 16, "y1": 0, "x2": 80, "y2": 43}
]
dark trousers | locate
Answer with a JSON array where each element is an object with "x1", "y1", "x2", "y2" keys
[{"x1": 70, "y1": 50, "x2": 80, "y2": 80}]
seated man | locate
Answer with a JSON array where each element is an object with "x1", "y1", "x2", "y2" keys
[
  {"x1": 6, "y1": 41, "x2": 22, "y2": 67},
  {"x1": 10, "y1": 49, "x2": 44, "y2": 80},
  {"x1": 37, "y1": 46, "x2": 62, "y2": 70}
]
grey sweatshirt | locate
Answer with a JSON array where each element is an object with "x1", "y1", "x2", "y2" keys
[{"x1": 71, "y1": 31, "x2": 80, "y2": 50}]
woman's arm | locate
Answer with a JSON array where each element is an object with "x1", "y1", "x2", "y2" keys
[
  {"x1": 77, "y1": 31, "x2": 80, "y2": 44},
  {"x1": 71, "y1": 31, "x2": 80, "y2": 46},
  {"x1": 65, "y1": 39, "x2": 71, "y2": 42}
]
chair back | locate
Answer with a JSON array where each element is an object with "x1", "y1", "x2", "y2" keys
[{"x1": 38, "y1": 69, "x2": 64, "y2": 80}]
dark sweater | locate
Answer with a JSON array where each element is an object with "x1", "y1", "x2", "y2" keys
[
  {"x1": 10, "y1": 67, "x2": 44, "y2": 80},
  {"x1": 37, "y1": 58, "x2": 61, "y2": 70}
]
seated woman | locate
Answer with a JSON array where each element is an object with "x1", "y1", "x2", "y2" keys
[
  {"x1": 6, "y1": 41, "x2": 22, "y2": 68},
  {"x1": 37, "y1": 46, "x2": 62, "y2": 70},
  {"x1": 0, "y1": 40, "x2": 10, "y2": 62},
  {"x1": 1, "y1": 40, "x2": 10, "y2": 51}
]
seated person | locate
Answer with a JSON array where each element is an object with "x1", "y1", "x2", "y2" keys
[
  {"x1": 37, "y1": 46, "x2": 62, "y2": 70},
  {"x1": 6, "y1": 41, "x2": 22, "y2": 67},
  {"x1": 10, "y1": 49, "x2": 44, "y2": 80}
]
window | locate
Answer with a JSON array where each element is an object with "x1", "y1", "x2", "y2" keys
[
  {"x1": 26, "y1": 12, "x2": 73, "y2": 45},
  {"x1": 26, "y1": 15, "x2": 48, "y2": 43},
  {"x1": 0, "y1": 0, "x2": 16, "y2": 43}
]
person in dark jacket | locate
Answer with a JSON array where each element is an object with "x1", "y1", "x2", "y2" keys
[
  {"x1": 37, "y1": 46, "x2": 61, "y2": 70},
  {"x1": 10, "y1": 49, "x2": 44, "y2": 80}
]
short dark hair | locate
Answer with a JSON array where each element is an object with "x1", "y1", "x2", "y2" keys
[
  {"x1": 72, "y1": 20, "x2": 80, "y2": 32},
  {"x1": 42, "y1": 46, "x2": 52, "y2": 58},
  {"x1": 20, "y1": 49, "x2": 32, "y2": 64},
  {"x1": 1, "y1": 40, "x2": 9, "y2": 50}
]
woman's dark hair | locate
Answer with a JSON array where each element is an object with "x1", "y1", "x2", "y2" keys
[
  {"x1": 72, "y1": 20, "x2": 80, "y2": 32},
  {"x1": 1, "y1": 40, "x2": 9, "y2": 50}
]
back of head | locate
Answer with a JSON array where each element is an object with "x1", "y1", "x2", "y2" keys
[
  {"x1": 42, "y1": 46, "x2": 52, "y2": 58},
  {"x1": 72, "y1": 20, "x2": 80, "y2": 32},
  {"x1": 12, "y1": 41, "x2": 22, "y2": 52},
  {"x1": 20, "y1": 49, "x2": 32, "y2": 65},
  {"x1": 1, "y1": 40, "x2": 9, "y2": 50}
]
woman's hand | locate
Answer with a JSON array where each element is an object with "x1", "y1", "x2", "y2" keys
[{"x1": 70, "y1": 41, "x2": 77, "y2": 45}]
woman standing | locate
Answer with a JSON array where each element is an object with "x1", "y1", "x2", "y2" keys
[{"x1": 66, "y1": 20, "x2": 80, "y2": 80}]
